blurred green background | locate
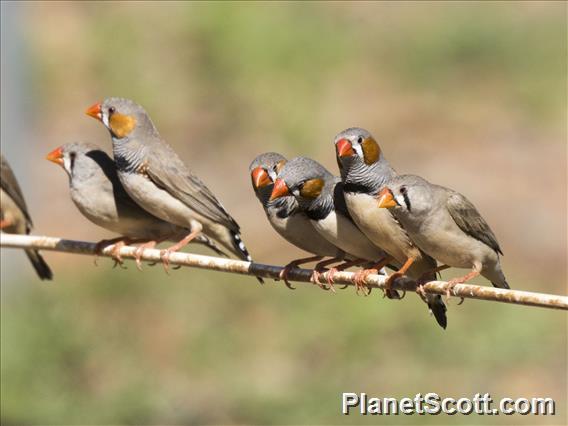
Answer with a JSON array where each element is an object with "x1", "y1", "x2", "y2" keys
[{"x1": 1, "y1": 1, "x2": 566, "y2": 424}]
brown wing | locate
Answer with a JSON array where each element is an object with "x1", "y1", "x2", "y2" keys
[
  {"x1": 446, "y1": 191, "x2": 502, "y2": 255},
  {"x1": 1, "y1": 154, "x2": 32, "y2": 226},
  {"x1": 144, "y1": 143, "x2": 240, "y2": 233}
]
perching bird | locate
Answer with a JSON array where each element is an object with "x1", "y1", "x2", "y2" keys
[
  {"x1": 1, "y1": 154, "x2": 53, "y2": 280},
  {"x1": 334, "y1": 127, "x2": 447, "y2": 328},
  {"x1": 377, "y1": 174, "x2": 509, "y2": 294},
  {"x1": 46, "y1": 142, "x2": 225, "y2": 267},
  {"x1": 250, "y1": 152, "x2": 345, "y2": 287},
  {"x1": 85, "y1": 98, "x2": 259, "y2": 279},
  {"x1": 270, "y1": 156, "x2": 391, "y2": 294}
]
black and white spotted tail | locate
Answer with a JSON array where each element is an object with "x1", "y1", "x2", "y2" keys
[{"x1": 231, "y1": 231, "x2": 264, "y2": 284}]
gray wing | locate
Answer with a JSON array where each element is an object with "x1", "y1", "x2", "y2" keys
[
  {"x1": 446, "y1": 191, "x2": 502, "y2": 255},
  {"x1": 145, "y1": 143, "x2": 240, "y2": 233},
  {"x1": 1, "y1": 154, "x2": 32, "y2": 226}
]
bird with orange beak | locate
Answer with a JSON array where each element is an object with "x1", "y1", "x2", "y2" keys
[
  {"x1": 249, "y1": 152, "x2": 346, "y2": 289},
  {"x1": 376, "y1": 174, "x2": 509, "y2": 296},
  {"x1": 46, "y1": 142, "x2": 226, "y2": 268},
  {"x1": 334, "y1": 127, "x2": 447, "y2": 329},
  {"x1": 269, "y1": 156, "x2": 392, "y2": 294},
  {"x1": 85, "y1": 97, "x2": 260, "y2": 281}
]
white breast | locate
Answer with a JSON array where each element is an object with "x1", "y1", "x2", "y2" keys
[
  {"x1": 312, "y1": 211, "x2": 385, "y2": 261},
  {"x1": 267, "y1": 209, "x2": 338, "y2": 257},
  {"x1": 344, "y1": 192, "x2": 414, "y2": 263}
]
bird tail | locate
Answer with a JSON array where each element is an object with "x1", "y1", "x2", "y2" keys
[
  {"x1": 492, "y1": 279, "x2": 510, "y2": 289},
  {"x1": 231, "y1": 231, "x2": 252, "y2": 262},
  {"x1": 489, "y1": 266, "x2": 510, "y2": 289},
  {"x1": 230, "y1": 231, "x2": 264, "y2": 284},
  {"x1": 25, "y1": 249, "x2": 53, "y2": 281},
  {"x1": 427, "y1": 294, "x2": 447, "y2": 330}
]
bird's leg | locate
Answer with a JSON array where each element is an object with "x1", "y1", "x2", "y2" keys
[
  {"x1": 134, "y1": 239, "x2": 165, "y2": 271},
  {"x1": 279, "y1": 255, "x2": 323, "y2": 290},
  {"x1": 311, "y1": 257, "x2": 344, "y2": 292},
  {"x1": 353, "y1": 256, "x2": 394, "y2": 296},
  {"x1": 110, "y1": 241, "x2": 128, "y2": 268},
  {"x1": 445, "y1": 270, "x2": 480, "y2": 303},
  {"x1": 94, "y1": 237, "x2": 130, "y2": 267},
  {"x1": 0, "y1": 218, "x2": 12, "y2": 229},
  {"x1": 109, "y1": 238, "x2": 149, "y2": 268},
  {"x1": 384, "y1": 257, "x2": 416, "y2": 300},
  {"x1": 327, "y1": 258, "x2": 368, "y2": 289},
  {"x1": 416, "y1": 265, "x2": 451, "y2": 302},
  {"x1": 135, "y1": 241, "x2": 157, "y2": 270},
  {"x1": 160, "y1": 229, "x2": 201, "y2": 273}
]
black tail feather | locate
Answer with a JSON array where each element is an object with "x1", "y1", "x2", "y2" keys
[
  {"x1": 25, "y1": 249, "x2": 53, "y2": 281},
  {"x1": 492, "y1": 280, "x2": 510, "y2": 289},
  {"x1": 231, "y1": 232, "x2": 264, "y2": 284},
  {"x1": 428, "y1": 295, "x2": 447, "y2": 329}
]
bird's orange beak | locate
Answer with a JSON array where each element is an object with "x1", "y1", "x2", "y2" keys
[
  {"x1": 85, "y1": 102, "x2": 102, "y2": 121},
  {"x1": 336, "y1": 138, "x2": 354, "y2": 157},
  {"x1": 270, "y1": 178, "x2": 290, "y2": 201},
  {"x1": 377, "y1": 187, "x2": 397, "y2": 209},
  {"x1": 251, "y1": 167, "x2": 271, "y2": 189},
  {"x1": 46, "y1": 146, "x2": 64, "y2": 166}
]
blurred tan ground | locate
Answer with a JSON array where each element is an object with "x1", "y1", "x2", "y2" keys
[{"x1": 1, "y1": 2, "x2": 566, "y2": 425}]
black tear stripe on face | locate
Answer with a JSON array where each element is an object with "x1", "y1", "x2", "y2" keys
[
  {"x1": 401, "y1": 190, "x2": 411, "y2": 212},
  {"x1": 69, "y1": 151, "x2": 76, "y2": 175}
]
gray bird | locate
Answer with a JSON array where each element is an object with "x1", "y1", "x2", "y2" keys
[
  {"x1": 334, "y1": 127, "x2": 447, "y2": 328},
  {"x1": 270, "y1": 156, "x2": 391, "y2": 294},
  {"x1": 1, "y1": 154, "x2": 53, "y2": 280},
  {"x1": 377, "y1": 174, "x2": 509, "y2": 294},
  {"x1": 46, "y1": 142, "x2": 225, "y2": 267},
  {"x1": 250, "y1": 152, "x2": 346, "y2": 288},
  {"x1": 85, "y1": 98, "x2": 259, "y2": 280}
]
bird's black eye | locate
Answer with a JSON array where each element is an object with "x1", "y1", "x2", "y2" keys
[
  {"x1": 108, "y1": 106, "x2": 116, "y2": 115},
  {"x1": 357, "y1": 137, "x2": 363, "y2": 144},
  {"x1": 400, "y1": 186, "x2": 407, "y2": 194}
]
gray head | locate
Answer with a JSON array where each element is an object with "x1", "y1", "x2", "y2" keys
[
  {"x1": 249, "y1": 152, "x2": 287, "y2": 188},
  {"x1": 333, "y1": 127, "x2": 395, "y2": 190},
  {"x1": 86, "y1": 97, "x2": 159, "y2": 142},
  {"x1": 270, "y1": 157, "x2": 335, "y2": 210},
  {"x1": 377, "y1": 174, "x2": 435, "y2": 219},
  {"x1": 46, "y1": 142, "x2": 117, "y2": 187},
  {"x1": 249, "y1": 152, "x2": 288, "y2": 206}
]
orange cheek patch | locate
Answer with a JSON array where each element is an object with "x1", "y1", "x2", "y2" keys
[
  {"x1": 362, "y1": 137, "x2": 381, "y2": 165},
  {"x1": 300, "y1": 178, "x2": 324, "y2": 199},
  {"x1": 109, "y1": 113, "x2": 136, "y2": 138}
]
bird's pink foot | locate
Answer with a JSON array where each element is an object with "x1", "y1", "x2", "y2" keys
[
  {"x1": 134, "y1": 241, "x2": 157, "y2": 271},
  {"x1": 94, "y1": 237, "x2": 127, "y2": 267},
  {"x1": 310, "y1": 269, "x2": 332, "y2": 291},
  {"x1": 445, "y1": 279, "x2": 465, "y2": 305},
  {"x1": 352, "y1": 269, "x2": 375, "y2": 296},
  {"x1": 444, "y1": 270, "x2": 479, "y2": 303}
]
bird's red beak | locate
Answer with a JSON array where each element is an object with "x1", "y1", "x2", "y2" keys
[
  {"x1": 336, "y1": 138, "x2": 354, "y2": 157},
  {"x1": 270, "y1": 178, "x2": 290, "y2": 201},
  {"x1": 377, "y1": 187, "x2": 396, "y2": 209},
  {"x1": 85, "y1": 102, "x2": 102, "y2": 121},
  {"x1": 251, "y1": 167, "x2": 271, "y2": 189},
  {"x1": 46, "y1": 147, "x2": 64, "y2": 166}
]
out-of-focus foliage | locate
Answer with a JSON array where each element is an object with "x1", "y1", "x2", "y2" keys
[{"x1": 1, "y1": 2, "x2": 566, "y2": 425}]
